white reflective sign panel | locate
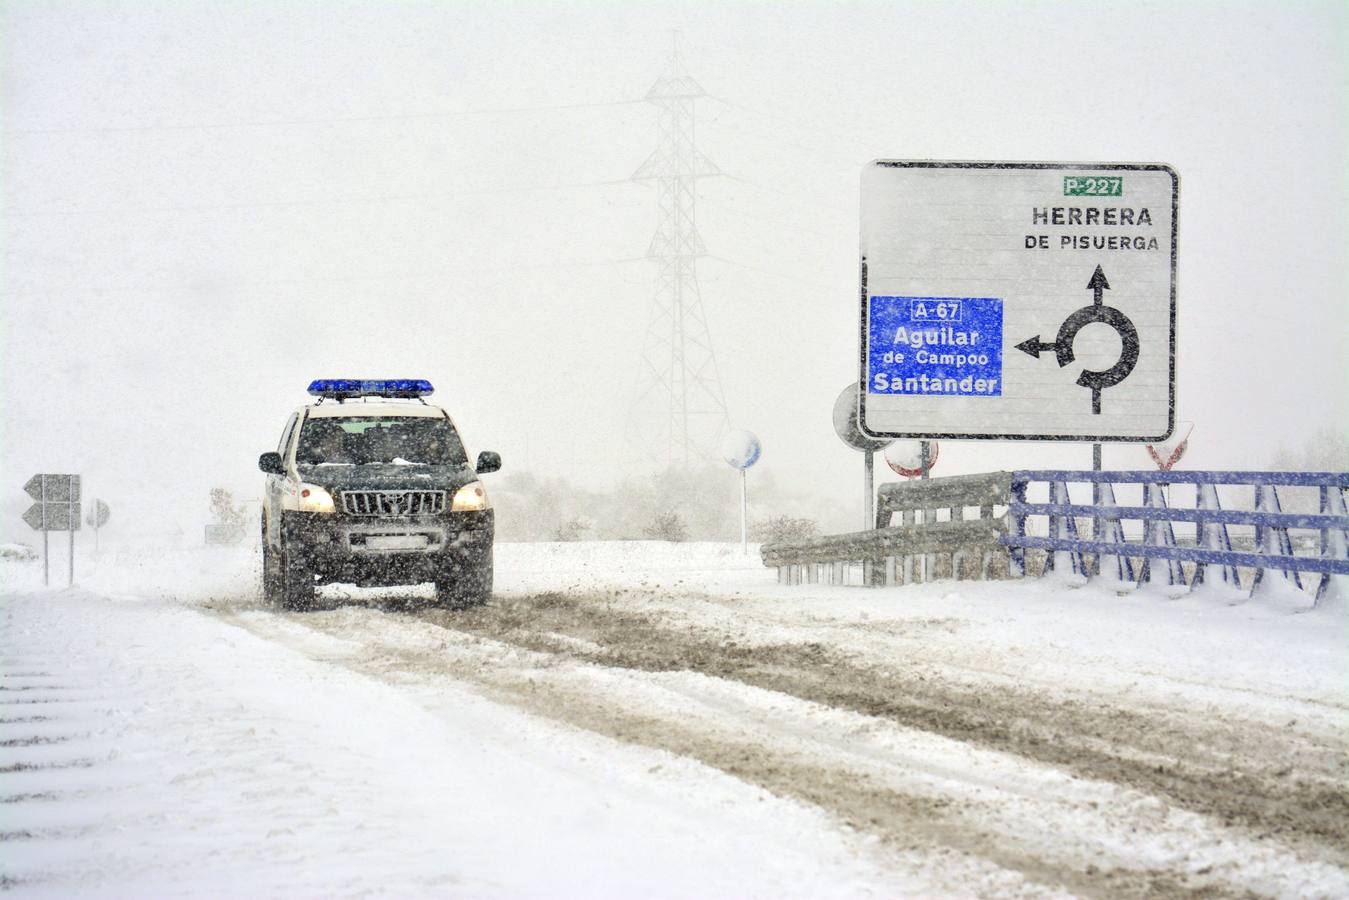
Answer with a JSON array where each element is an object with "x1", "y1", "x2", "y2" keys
[{"x1": 859, "y1": 161, "x2": 1177, "y2": 442}]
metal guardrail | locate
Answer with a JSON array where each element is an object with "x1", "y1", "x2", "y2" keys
[
  {"x1": 1004, "y1": 470, "x2": 1349, "y2": 604},
  {"x1": 762, "y1": 472, "x2": 1011, "y2": 586},
  {"x1": 760, "y1": 469, "x2": 1349, "y2": 604},
  {"x1": 875, "y1": 471, "x2": 1011, "y2": 528}
]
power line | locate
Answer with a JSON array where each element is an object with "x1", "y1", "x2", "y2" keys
[
  {"x1": 2, "y1": 98, "x2": 646, "y2": 137},
  {"x1": 3, "y1": 255, "x2": 650, "y2": 297},
  {"x1": 7, "y1": 178, "x2": 638, "y2": 219},
  {"x1": 703, "y1": 106, "x2": 863, "y2": 172},
  {"x1": 704, "y1": 94, "x2": 869, "y2": 169},
  {"x1": 704, "y1": 255, "x2": 842, "y2": 296},
  {"x1": 706, "y1": 203, "x2": 846, "y2": 244},
  {"x1": 717, "y1": 173, "x2": 855, "y2": 222}
]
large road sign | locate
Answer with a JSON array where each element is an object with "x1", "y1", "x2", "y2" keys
[
  {"x1": 23, "y1": 474, "x2": 82, "y2": 532},
  {"x1": 859, "y1": 161, "x2": 1177, "y2": 442},
  {"x1": 22, "y1": 503, "x2": 80, "y2": 531},
  {"x1": 25, "y1": 473, "x2": 81, "y2": 504}
]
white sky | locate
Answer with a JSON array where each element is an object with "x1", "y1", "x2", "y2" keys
[{"x1": 2, "y1": 1, "x2": 1345, "y2": 539}]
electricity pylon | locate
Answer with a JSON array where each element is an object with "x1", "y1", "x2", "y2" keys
[{"x1": 628, "y1": 38, "x2": 731, "y2": 468}]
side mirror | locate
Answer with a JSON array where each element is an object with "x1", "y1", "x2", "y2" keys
[
  {"x1": 475, "y1": 451, "x2": 502, "y2": 475},
  {"x1": 258, "y1": 452, "x2": 286, "y2": 475}
]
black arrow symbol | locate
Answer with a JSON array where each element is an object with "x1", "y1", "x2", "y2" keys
[
  {"x1": 1087, "y1": 264, "x2": 1110, "y2": 306},
  {"x1": 1017, "y1": 265, "x2": 1111, "y2": 357},
  {"x1": 1015, "y1": 265, "x2": 1137, "y2": 414},
  {"x1": 1015, "y1": 336, "x2": 1057, "y2": 358}
]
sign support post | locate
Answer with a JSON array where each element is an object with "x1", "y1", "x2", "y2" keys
[
  {"x1": 864, "y1": 450, "x2": 875, "y2": 530},
  {"x1": 42, "y1": 479, "x2": 49, "y2": 587},
  {"x1": 1092, "y1": 443, "x2": 1103, "y2": 575},
  {"x1": 739, "y1": 469, "x2": 748, "y2": 554},
  {"x1": 68, "y1": 476, "x2": 77, "y2": 587}
]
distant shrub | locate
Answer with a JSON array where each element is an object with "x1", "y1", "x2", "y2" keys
[
  {"x1": 0, "y1": 543, "x2": 38, "y2": 561},
  {"x1": 751, "y1": 515, "x2": 818, "y2": 545},
  {"x1": 554, "y1": 517, "x2": 592, "y2": 542},
  {"x1": 209, "y1": 488, "x2": 246, "y2": 528},
  {"x1": 642, "y1": 511, "x2": 689, "y2": 542}
]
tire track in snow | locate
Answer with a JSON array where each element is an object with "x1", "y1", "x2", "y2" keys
[
  {"x1": 227, "y1": 596, "x2": 1349, "y2": 898},
  {"x1": 421, "y1": 592, "x2": 1349, "y2": 864}
]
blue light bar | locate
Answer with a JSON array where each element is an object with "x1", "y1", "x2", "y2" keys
[{"x1": 307, "y1": 379, "x2": 434, "y2": 399}]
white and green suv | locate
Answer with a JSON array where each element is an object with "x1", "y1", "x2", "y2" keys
[{"x1": 259, "y1": 379, "x2": 500, "y2": 611}]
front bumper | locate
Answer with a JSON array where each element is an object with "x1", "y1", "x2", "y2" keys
[{"x1": 281, "y1": 509, "x2": 493, "y2": 586}]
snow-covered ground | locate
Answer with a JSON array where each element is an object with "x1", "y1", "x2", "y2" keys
[{"x1": 3, "y1": 540, "x2": 1347, "y2": 897}]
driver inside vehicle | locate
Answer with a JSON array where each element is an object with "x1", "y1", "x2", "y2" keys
[{"x1": 300, "y1": 424, "x2": 350, "y2": 465}]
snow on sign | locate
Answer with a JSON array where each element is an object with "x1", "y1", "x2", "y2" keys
[{"x1": 859, "y1": 161, "x2": 1178, "y2": 441}]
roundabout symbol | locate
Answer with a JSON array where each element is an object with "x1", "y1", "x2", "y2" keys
[{"x1": 1015, "y1": 265, "x2": 1139, "y2": 414}]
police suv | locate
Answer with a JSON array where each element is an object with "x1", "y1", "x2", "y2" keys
[{"x1": 259, "y1": 379, "x2": 500, "y2": 610}]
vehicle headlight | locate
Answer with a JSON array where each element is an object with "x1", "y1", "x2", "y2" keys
[
  {"x1": 297, "y1": 483, "x2": 336, "y2": 514},
  {"x1": 451, "y1": 481, "x2": 490, "y2": 512}
]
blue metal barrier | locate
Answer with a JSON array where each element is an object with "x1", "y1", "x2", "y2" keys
[{"x1": 1003, "y1": 471, "x2": 1349, "y2": 605}]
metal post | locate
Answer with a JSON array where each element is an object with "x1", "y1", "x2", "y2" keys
[
  {"x1": 68, "y1": 475, "x2": 76, "y2": 587},
  {"x1": 919, "y1": 441, "x2": 932, "y2": 578},
  {"x1": 902, "y1": 508, "x2": 915, "y2": 583},
  {"x1": 41, "y1": 477, "x2": 49, "y2": 586},
  {"x1": 1009, "y1": 478, "x2": 1027, "y2": 577},
  {"x1": 1091, "y1": 443, "x2": 1103, "y2": 576},
  {"x1": 864, "y1": 450, "x2": 875, "y2": 530},
  {"x1": 739, "y1": 469, "x2": 748, "y2": 554}
]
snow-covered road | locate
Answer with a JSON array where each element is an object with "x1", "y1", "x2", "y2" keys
[{"x1": 3, "y1": 541, "x2": 1347, "y2": 897}]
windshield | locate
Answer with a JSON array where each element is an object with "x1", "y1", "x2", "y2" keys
[{"x1": 296, "y1": 416, "x2": 468, "y2": 467}]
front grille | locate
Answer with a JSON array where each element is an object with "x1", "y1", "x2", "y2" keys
[{"x1": 340, "y1": 490, "x2": 446, "y2": 517}]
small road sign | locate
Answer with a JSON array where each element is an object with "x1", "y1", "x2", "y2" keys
[
  {"x1": 832, "y1": 382, "x2": 891, "y2": 453},
  {"x1": 1146, "y1": 421, "x2": 1194, "y2": 471},
  {"x1": 720, "y1": 430, "x2": 762, "y2": 555},
  {"x1": 859, "y1": 161, "x2": 1177, "y2": 442},
  {"x1": 86, "y1": 499, "x2": 111, "y2": 529},
  {"x1": 884, "y1": 440, "x2": 940, "y2": 479}
]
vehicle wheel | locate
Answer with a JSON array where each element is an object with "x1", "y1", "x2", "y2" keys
[
  {"x1": 261, "y1": 515, "x2": 282, "y2": 605},
  {"x1": 435, "y1": 554, "x2": 493, "y2": 609},
  {"x1": 279, "y1": 546, "x2": 316, "y2": 612}
]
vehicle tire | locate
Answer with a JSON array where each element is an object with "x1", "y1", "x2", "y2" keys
[
  {"x1": 279, "y1": 545, "x2": 316, "y2": 612},
  {"x1": 435, "y1": 552, "x2": 493, "y2": 609},
  {"x1": 261, "y1": 514, "x2": 283, "y2": 605}
]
